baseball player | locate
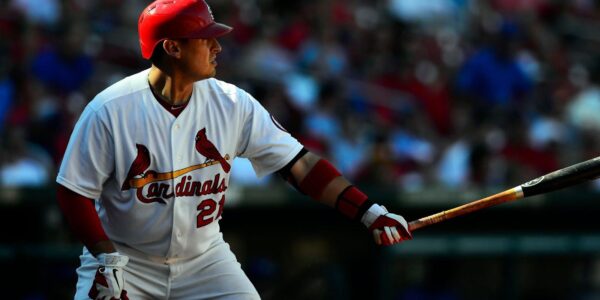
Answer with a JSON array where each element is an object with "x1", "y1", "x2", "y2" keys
[{"x1": 55, "y1": 0, "x2": 412, "y2": 299}]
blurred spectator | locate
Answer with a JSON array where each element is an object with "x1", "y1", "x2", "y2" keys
[
  {"x1": 277, "y1": 10, "x2": 311, "y2": 52},
  {"x1": 355, "y1": 133, "x2": 398, "y2": 188},
  {"x1": 254, "y1": 82, "x2": 304, "y2": 136},
  {"x1": 388, "y1": 0, "x2": 462, "y2": 24},
  {"x1": 436, "y1": 137, "x2": 471, "y2": 188},
  {"x1": 303, "y1": 81, "x2": 343, "y2": 146},
  {"x1": 31, "y1": 20, "x2": 94, "y2": 95},
  {"x1": 564, "y1": 62, "x2": 600, "y2": 168},
  {"x1": 297, "y1": 26, "x2": 349, "y2": 78},
  {"x1": 372, "y1": 58, "x2": 452, "y2": 136},
  {"x1": 10, "y1": 0, "x2": 60, "y2": 26},
  {"x1": 388, "y1": 114, "x2": 436, "y2": 182},
  {"x1": 0, "y1": 125, "x2": 52, "y2": 187},
  {"x1": 330, "y1": 111, "x2": 371, "y2": 180},
  {"x1": 455, "y1": 18, "x2": 533, "y2": 119},
  {"x1": 242, "y1": 19, "x2": 295, "y2": 82},
  {"x1": 566, "y1": 70, "x2": 600, "y2": 133},
  {"x1": 283, "y1": 70, "x2": 320, "y2": 111},
  {"x1": 0, "y1": 44, "x2": 14, "y2": 134},
  {"x1": 436, "y1": 114, "x2": 503, "y2": 189},
  {"x1": 528, "y1": 108, "x2": 566, "y2": 152},
  {"x1": 501, "y1": 115, "x2": 559, "y2": 181}
]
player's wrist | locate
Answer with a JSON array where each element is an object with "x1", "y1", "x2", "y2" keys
[
  {"x1": 89, "y1": 240, "x2": 118, "y2": 258},
  {"x1": 335, "y1": 185, "x2": 374, "y2": 220},
  {"x1": 360, "y1": 203, "x2": 387, "y2": 228},
  {"x1": 97, "y1": 252, "x2": 129, "y2": 267},
  {"x1": 90, "y1": 252, "x2": 129, "y2": 299}
]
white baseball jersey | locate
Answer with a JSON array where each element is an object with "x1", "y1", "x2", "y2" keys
[{"x1": 57, "y1": 68, "x2": 303, "y2": 259}]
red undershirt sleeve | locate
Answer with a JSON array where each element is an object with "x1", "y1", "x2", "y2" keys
[{"x1": 56, "y1": 184, "x2": 109, "y2": 249}]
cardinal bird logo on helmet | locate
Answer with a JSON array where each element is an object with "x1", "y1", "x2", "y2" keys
[{"x1": 195, "y1": 128, "x2": 231, "y2": 173}]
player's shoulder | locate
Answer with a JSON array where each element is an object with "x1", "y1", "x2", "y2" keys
[
  {"x1": 87, "y1": 69, "x2": 150, "y2": 111},
  {"x1": 197, "y1": 78, "x2": 253, "y2": 104}
]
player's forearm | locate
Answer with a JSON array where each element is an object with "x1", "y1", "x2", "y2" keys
[
  {"x1": 288, "y1": 152, "x2": 374, "y2": 220},
  {"x1": 286, "y1": 151, "x2": 412, "y2": 245},
  {"x1": 318, "y1": 176, "x2": 352, "y2": 207},
  {"x1": 56, "y1": 185, "x2": 114, "y2": 256},
  {"x1": 288, "y1": 152, "x2": 352, "y2": 207}
]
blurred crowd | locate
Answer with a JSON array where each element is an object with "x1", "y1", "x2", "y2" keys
[{"x1": 1, "y1": 0, "x2": 600, "y2": 193}]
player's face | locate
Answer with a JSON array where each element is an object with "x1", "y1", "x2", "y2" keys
[{"x1": 179, "y1": 38, "x2": 222, "y2": 80}]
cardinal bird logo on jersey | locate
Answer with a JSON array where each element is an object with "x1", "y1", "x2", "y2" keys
[
  {"x1": 121, "y1": 131, "x2": 230, "y2": 204},
  {"x1": 122, "y1": 144, "x2": 151, "y2": 190},
  {"x1": 195, "y1": 128, "x2": 231, "y2": 173}
]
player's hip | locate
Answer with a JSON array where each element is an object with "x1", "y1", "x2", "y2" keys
[{"x1": 75, "y1": 239, "x2": 260, "y2": 299}]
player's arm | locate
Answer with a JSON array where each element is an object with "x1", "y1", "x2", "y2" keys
[
  {"x1": 56, "y1": 184, "x2": 116, "y2": 255},
  {"x1": 56, "y1": 185, "x2": 129, "y2": 299},
  {"x1": 278, "y1": 149, "x2": 412, "y2": 245}
]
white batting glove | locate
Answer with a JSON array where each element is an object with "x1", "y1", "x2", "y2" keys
[
  {"x1": 361, "y1": 204, "x2": 412, "y2": 246},
  {"x1": 88, "y1": 252, "x2": 130, "y2": 300}
]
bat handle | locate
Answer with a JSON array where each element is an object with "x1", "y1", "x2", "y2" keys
[
  {"x1": 407, "y1": 187, "x2": 523, "y2": 232},
  {"x1": 409, "y1": 214, "x2": 445, "y2": 231}
]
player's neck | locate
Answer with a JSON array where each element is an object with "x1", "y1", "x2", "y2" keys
[{"x1": 148, "y1": 68, "x2": 193, "y2": 106}]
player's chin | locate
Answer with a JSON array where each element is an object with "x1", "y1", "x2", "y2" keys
[
  {"x1": 196, "y1": 70, "x2": 217, "y2": 81},
  {"x1": 206, "y1": 65, "x2": 217, "y2": 77}
]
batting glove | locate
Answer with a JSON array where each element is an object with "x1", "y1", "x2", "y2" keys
[
  {"x1": 361, "y1": 204, "x2": 412, "y2": 246},
  {"x1": 89, "y1": 252, "x2": 130, "y2": 300}
]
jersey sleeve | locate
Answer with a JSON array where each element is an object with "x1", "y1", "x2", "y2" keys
[
  {"x1": 56, "y1": 105, "x2": 114, "y2": 199},
  {"x1": 236, "y1": 91, "x2": 303, "y2": 178}
]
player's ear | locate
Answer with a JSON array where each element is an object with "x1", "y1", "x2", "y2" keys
[{"x1": 162, "y1": 39, "x2": 182, "y2": 59}]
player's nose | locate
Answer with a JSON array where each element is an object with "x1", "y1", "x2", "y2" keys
[{"x1": 211, "y1": 38, "x2": 222, "y2": 53}]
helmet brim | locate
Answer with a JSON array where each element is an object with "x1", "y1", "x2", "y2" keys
[{"x1": 191, "y1": 22, "x2": 233, "y2": 39}]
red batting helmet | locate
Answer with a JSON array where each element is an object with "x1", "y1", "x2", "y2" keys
[{"x1": 138, "y1": 0, "x2": 233, "y2": 59}]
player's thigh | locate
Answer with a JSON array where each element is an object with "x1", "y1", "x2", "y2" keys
[
  {"x1": 124, "y1": 252, "x2": 170, "y2": 299},
  {"x1": 170, "y1": 242, "x2": 260, "y2": 300}
]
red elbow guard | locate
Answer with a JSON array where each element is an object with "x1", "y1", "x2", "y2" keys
[{"x1": 298, "y1": 159, "x2": 342, "y2": 200}]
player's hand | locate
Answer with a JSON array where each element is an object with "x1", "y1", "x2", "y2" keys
[
  {"x1": 361, "y1": 204, "x2": 412, "y2": 246},
  {"x1": 89, "y1": 252, "x2": 130, "y2": 300}
]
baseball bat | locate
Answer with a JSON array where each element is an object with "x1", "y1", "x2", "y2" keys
[{"x1": 408, "y1": 156, "x2": 600, "y2": 231}]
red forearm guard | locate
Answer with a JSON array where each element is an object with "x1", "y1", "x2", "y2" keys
[
  {"x1": 336, "y1": 186, "x2": 374, "y2": 220},
  {"x1": 56, "y1": 185, "x2": 109, "y2": 249},
  {"x1": 298, "y1": 159, "x2": 342, "y2": 200}
]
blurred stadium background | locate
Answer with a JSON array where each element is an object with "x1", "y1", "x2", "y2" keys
[{"x1": 2, "y1": 0, "x2": 600, "y2": 299}]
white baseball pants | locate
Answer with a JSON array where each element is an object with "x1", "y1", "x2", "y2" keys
[{"x1": 74, "y1": 237, "x2": 260, "y2": 299}]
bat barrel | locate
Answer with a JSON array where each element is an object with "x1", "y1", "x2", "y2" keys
[
  {"x1": 521, "y1": 156, "x2": 600, "y2": 197},
  {"x1": 407, "y1": 156, "x2": 600, "y2": 232}
]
